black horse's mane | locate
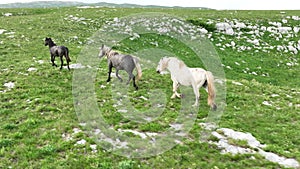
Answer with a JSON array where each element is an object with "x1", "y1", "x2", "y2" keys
[{"x1": 45, "y1": 37, "x2": 57, "y2": 46}]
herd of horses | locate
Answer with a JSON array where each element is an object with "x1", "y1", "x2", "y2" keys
[{"x1": 44, "y1": 37, "x2": 217, "y2": 110}]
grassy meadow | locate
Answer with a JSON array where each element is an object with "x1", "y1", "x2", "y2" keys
[{"x1": 0, "y1": 6, "x2": 299, "y2": 168}]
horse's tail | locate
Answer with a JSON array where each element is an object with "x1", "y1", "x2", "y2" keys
[
  {"x1": 65, "y1": 47, "x2": 71, "y2": 62},
  {"x1": 205, "y1": 71, "x2": 217, "y2": 110},
  {"x1": 133, "y1": 57, "x2": 142, "y2": 81}
]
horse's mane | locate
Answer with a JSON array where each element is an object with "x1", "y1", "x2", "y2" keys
[
  {"x1": 107, "y1": 50, "x2": 119, "y2": 58},
  {"x1": 109, "y1": 51, "x2": 119, "y2": 55},
  {"x1": 179, "y1": 60, "x2": 186, "y2": 69},
  {"x1": 103, "y1": 45, "x2": 120, "y2": 57},
  {"x1": 47, "y1": 38, "x2": 57, "y2": 46},
  {"x1": 168, "y1": 57, "x2": 187, "y2": 69}
]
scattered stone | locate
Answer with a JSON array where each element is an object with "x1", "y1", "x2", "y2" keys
[
  {"x1": 232, "y1": 81, "x2": 243, "y2": 86},
  {"x1": 262, "y1": 101, "x2": 272, "y2": 106},
  {"x1": 4, "y1": 82, "x2": 15, "y2": 90},
  {"x1": 206, "y1": 125, "x2": 300, "y2": 168},
  {"x1": 27, "y1": 67, "x2": 37, "y2": 72},
  {"x1": 4, "y1": 13, "x2": 12, "y2": 17},
  {"x1": 75, "y1": 139, "x2": 86, "y2": 145}
]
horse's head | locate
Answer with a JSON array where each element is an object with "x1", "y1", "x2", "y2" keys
[
  {"x1": 156, "y1": 57, "x2": 169, "y2": 74},
  {"x1": 98, "y1": 44, "x2": 108, "y2": 58},
  {"x1": 44, "y1": 37, "x2": 55, "y2": 46},
  {"x1": 44, "y1": 37, "x2": 50, "y2": 46}
]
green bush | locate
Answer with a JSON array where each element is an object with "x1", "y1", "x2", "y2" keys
[{"x1": 186, "y1": 19, "x2": 216, "y2": 32}]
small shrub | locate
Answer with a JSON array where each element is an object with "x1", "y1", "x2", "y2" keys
[
  {"x1": 186, "y1": 19, "x2": 216, "y2": 32},
  {"x1": 0, "y1": 139, "x2": 14, "y2": 148},
  {"x1": 118, "y1": 160, "x2": 136, "y2": 169},
  {"x1": 39, "y1": 144, "x2": 56, "y2": 156}
]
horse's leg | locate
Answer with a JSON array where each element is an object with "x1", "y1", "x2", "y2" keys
[
  {"x1": 171, "y1": 76, "x2": 181, "y2": 98},
  {"x1": 171, "y1": 81, "x2": 180, "y2": 99},
  {"x1": 192, "y1": 83, "x2": 200, "y2": 107},
  {"x1": 175, "y1": 83, "x2": 181, "y2": 98},
  {"x1": 132, "y1": 75, "x2": 138, "y2": 90},
  {"x1": 51, "y1": 55, "x2": 57, "y2": 67},
  {"x1": 126, "y1": 72, "x2": 138, "y2": 90},
  {"x1": 126, "y1": 72, "x2": 132, "y2": 85},
  {"x1": 116, "y1": 69, "x2": 123, "y2": 82},
  {"x1": 107, "y1": 62, "x2": 113, "y2": 82},
  {"x1": 66, "y1": 56, "x2": 70, "y2": 71},
  {"x1": 60, "y1": 56, "x2": 63, "y2": 70}
]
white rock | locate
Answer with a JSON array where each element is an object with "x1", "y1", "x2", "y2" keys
[
  {"x1": 262, "y1": 101, "x2": 272, "y2": 106},
  {"x1": 36, "y1": 60, "x2": 44, "y2": 64},
  {"x1": 271, "y1": 94, "x2": 280, "y2": 97},
  {"x1": 90, "y1": 144, "x2": 97, "y2": 152},
  {"x1": 278, "y1": 27, "x2": 292, "y2": 34},
  {"x1": 235, "y1": 22, "x2": 246, "y2": 29},
  {"x1": 73, "y1": 128, "x2": 82, "y2": 134},
  {"x1": 0, "y1": 29, "x2": 6, "y2": 34},
  {"x1": 117, "y1": 109, "x2": 128, "y2": 113},
  {"x1": 139, "y1": 96, "x2": 148, "y2": 101},
  {"x1": 232, "y1": 81, "x2": 243, "y2": 86},
  {"x1": 231, "y1": 41, "x2": 236, "y2": 47},
  {"x1": 269, "y1": 22, "x2": 282, "y2": 27},
  {"x1": 260, "y1": 26, "x2": 267, "y2": 31},
  {"x1": 199, "y1": 28, "x2": 208, "y2": 34},
  {"x1": 113, "y1": 17, "x2": 119, "y2": 22},
  {"x1": 216, "y1": 22, "x2": 234, "y2": 35},
  {"x1": 220, "y1": 128, "x2": 265, "y2": 148},
  {"x1": 69, "y1": 63, "x2": 85, "y2": 69},
  {"x1": 118, "y1": 129, "x2": 148, "y2": 139},
  {"x1": 293, "y1": 27, "x2": 299, "y2": 33},
  {"x1": 287, "y1": 45, "x2": 298, "y2": 54},
  {"x1": 259, "y1": 150, "x2": 300, "y2": 168},
  {"x1": 225, "y1": 28, "x2": 234, "y2": 35},
  {"x1": 27, "y1": 67, "x2": 37, "y2": 72},
  {"x1": 62, "y1": 133, "x2": 73, "y2": 141},
  {"x1": 247, "y1": 39, "x2": 260, "y2": 46},
  {"x1": 100, "y1": 85, "x2": 106, "y2": 88},
  {"x1": 292, "y1": 16, "x2": 300, "y2": 20},
  {"x1": 267, "y1": 27, "x2": 277, "y2": 33},
  {"x1": 207, "y1": 126, "x2": 300, "y2": 169},
  {"x1": 282, "y1": 19, "x2": 288, "y2": 24},
  {"x1": 4, "y1": 82, "x2": 15, "y2": 89},
  {"x1": 4, "y1": 13, "x2": 12, "y2": 17},
  {"x1": 75, "y1": 139, "x2": 86, "y2": 145}
]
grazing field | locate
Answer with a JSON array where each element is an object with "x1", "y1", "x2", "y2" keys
[{"x1": 0, "y1": 6, "x2": 299, "y2": 168}]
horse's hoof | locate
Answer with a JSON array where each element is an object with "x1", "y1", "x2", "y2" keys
[
  {"x1": 192, "y1": 103, "x2": 199, "y2": 107},
  {"x1": 135, "y1": 86, "x2": 138, "y2": 90},
  {"x1": 211, "y1": 104, "x2": 217, "y2": 111},
  {"x1": 180, "y1": 94, "x2": 185, "y2": 98},
  {"x1": 106, "y1": 79, "x2": 111, "y2": 82}
]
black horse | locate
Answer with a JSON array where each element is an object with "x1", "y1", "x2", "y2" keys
[{"x1": 44, "y1": 37, "x2": 71, "y2": 70}]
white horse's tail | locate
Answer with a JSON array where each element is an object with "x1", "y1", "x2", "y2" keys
[
  {"x1": 205, "y1": 71, "x2": 217, "y2": 110},
  {"x1": 133, "y1": 57, "x2": 142, "y2": 81}
]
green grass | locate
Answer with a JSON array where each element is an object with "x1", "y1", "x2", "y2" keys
[{"x1": 0, "y1": 7, "x2": 299, "y2": 168}]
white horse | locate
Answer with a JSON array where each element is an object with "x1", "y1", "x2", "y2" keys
[{"x1": 156, "y1": 57, "x2": 217, "y2": 110}]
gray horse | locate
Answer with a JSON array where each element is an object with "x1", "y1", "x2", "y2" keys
[
  {"x1": 98, "y1": 44, "x2": 142, "y2": 90},
  {"x1": 44, "y1": 37, "x2": 71, "y2": 70}
]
